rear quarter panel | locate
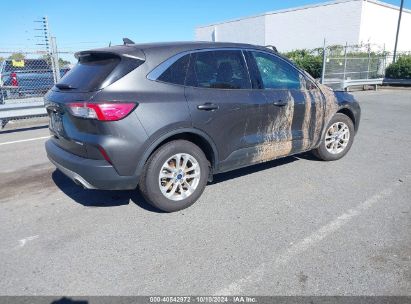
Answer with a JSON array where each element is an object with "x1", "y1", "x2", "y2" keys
[{"x1": 97, "y1": 61, "x2": 192, "y2": 177}]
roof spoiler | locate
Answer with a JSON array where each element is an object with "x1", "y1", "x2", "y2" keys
[
  {"x1": 123, "y1": 38, "x2": 135, "y2": 45},
  {"x1": 265, "y1": 45, "x2": 278, "y2": 53},
  {"x1": 75, "y1": 48, "x2": 145, "y2": 61}
]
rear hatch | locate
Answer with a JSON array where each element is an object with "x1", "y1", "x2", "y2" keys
[
  {"x1": 52, "y1": 46, "x2": 145, "y2": 93},
  {"x1": 45, "y1": 46, "x2": 145, "y2": 159}
]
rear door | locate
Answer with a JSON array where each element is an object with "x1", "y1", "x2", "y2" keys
[{"x1": 184, "y1": 49, "x2": 270, "y2": 172}]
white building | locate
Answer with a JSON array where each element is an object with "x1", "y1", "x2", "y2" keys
[{"x1": 195, "y1": 0, "x2": 411, "y2": 52}]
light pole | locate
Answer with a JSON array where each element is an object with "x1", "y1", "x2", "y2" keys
[{"x1": 393, "y1": 0, "x2": 404, "y2": 63}]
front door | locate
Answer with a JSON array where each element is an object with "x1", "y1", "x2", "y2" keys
[
  {"x1": 184, "y1": 49, "x2": 270, "y2": 172},
  {"x1": 245, "y1": 50, "x2": 324, "y2": 159}
]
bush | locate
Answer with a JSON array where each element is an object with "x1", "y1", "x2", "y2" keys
[
  {"x1": 385, "y1": 55, "x2": 411, "y2": 79},
  {"x1": 283, "y1": 49, "x2": 323, "y2": 79}
]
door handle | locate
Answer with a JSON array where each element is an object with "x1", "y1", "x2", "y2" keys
[
  {"x1": 272, "y1": 100, "x2": 288, "y2": 106},
  {"x1": 197, "y1": 103, "x2": 219, "y2": 111}
]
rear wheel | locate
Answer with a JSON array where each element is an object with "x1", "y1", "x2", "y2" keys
[
  {"x1": 139, "y1": 140, "x2": 209, "y2": 212},
  {"x1": 313, "y1": 113, "x2": 354, "y2": 161}
]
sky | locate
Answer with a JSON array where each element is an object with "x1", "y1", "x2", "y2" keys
[{"x1": 0, "y1": 0, "x2": 409, "y2": 62}]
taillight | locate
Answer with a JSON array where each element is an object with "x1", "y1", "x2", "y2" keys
[
  {"x1": 67, "y1": 102, "x2": 136, "y2": 121},
  {"x1": 10, "y1": 72, "x2": 18, "y2": 87}
]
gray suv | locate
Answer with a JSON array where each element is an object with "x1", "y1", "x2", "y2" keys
[{"x1": 45, "y1": 41, "x2": 360, "y2": 212}]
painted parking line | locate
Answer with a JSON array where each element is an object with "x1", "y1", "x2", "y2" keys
[
  {"x1": 215, "y1": 177, "x2": 406, "y2": 295},
  {"x1": 0, "y1": 136, "x2": 50, "y2": 146}
]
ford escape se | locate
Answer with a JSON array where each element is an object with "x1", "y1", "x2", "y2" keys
[{"x1": 45, "y1": 41, "x2": 361, "y2": 212}]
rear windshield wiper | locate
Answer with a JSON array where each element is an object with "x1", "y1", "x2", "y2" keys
[{"x1": 55, "y1": 83, "x2": 77, "y2": 90}]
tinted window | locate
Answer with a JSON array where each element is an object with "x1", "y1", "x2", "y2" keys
[
  {"x1": 157, "y1": 54, "x2": 190, "y2": 85},
  {"x1": 250, "y1": 51, "x2": 301, "y2": 90},
  {"x1": 187, "y1": 50, "x2": 251, "y2": 89},
  {"x1": 58, "y1": 53, "x2": 121, "y2": 92}
]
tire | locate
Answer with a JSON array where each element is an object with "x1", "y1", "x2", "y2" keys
[
  {"x1": 312, "y1": 113, "x2": 355, "y2": 161},
  {"x1": 139, "y1": 140, "x2": 210, "y2": 212}
]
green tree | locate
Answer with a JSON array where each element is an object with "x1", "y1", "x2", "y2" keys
[
  {"x1": 8, "y1": 53, "x2": 25, "y2": 60},
  {"x1": 385, "y1": 55, "x2": 411, "y2": 79},
  {"x1": 58, "y1": 58, "x2": 71, "y2": 67},
  {"x1": 283, "y1": 49, "x2": 323, "y2": 79},
  {"x1": 39, "y1": 55, "x2": 71, "y2": 68}
]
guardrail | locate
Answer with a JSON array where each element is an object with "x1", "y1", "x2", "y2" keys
[
  {"x1": 0, "y1": 85, "x2": 18, "y2": 104},
  {"x1": 324, "y1": 78, "x2": 411, "y2": 91},
  {"x1": 0, "y1": 100, "x2": 46, "y2": 128},
  {"x1": 324, "y1": 78, "x2": 384, "y2": 91},
  {"x1": 383, "y1": 78, "x2": 411, "y2": 86}
]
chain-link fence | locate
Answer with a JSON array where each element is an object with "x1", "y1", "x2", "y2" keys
[
  {"x1": 322, "y1": 42, "x2": 411, "y2": 89},
  {"x1": 0, "y1": 51, "x2": 75, "y2": 105},
  {"x1": 323, "y1": 43, "x2": 384, "y2": 82},
  {"x1": 0, "y1": 50, "x2": 75, "y2": 127}
]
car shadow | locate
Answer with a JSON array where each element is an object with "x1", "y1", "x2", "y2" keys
[
  {"x1": 210, "y1": 155, "x2": 299, "y2": 184},
  {"x1": 294, "y1": 151, "x2": 322, "y2": 162},
  {"x1": 52, "y1": 152, "x2": 312, "y2": 213},
  {"x1": 50, "y1": 297, "x2": 88, "y2": 304},
  {"x1": 52, "y1": 170, "x2": 164, "y2": 213}
]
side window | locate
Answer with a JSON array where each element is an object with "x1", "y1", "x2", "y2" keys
[
  {"x1": 157, "y1": 54, "x2": 190, "y2": 85},
  {"x1": 186, "y1": 50, "x2": 251, "y2": 89},
  {"x1": 250, "y1": 51, "x2": 301, "y2": 90}
]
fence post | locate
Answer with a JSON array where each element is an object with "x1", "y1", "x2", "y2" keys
[
  {"x1": 366, "y1": 43, "x2": 371, "y2": 80},
  {"x1": 320, "y1": 39, "x2": 326, "y2": 84},
  {"x1": 51, "y1": 36, "x2": 61, "y2": 82},
  {"x1": 342, "y1": 42, "x2": 348, "y2": 81},
  {"x1": 383, "y1": 44, "x2": 386, "y2": 73}
]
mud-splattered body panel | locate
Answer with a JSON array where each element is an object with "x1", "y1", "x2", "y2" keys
[{"x1": 214, "y1": 83, "x2": 357, "y2": 173}]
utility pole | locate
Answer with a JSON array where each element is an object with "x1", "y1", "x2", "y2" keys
[
  {"x1": 34, "y1": 16, "x2": 50, "y2": 53},
  {"x1": 35, "y1": 16, "x2": 59, "y2": 83},
  {"x1": 321, "y1": 39, "x2": 327, "y2": 84},
  {"x1": 393, "y1": 0, "x2": 404, "y2": 63},
  {"x1": 50, "y1": 36, "x2": 61, "y2": 82}
]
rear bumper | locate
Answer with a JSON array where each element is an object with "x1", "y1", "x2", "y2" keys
[{"x1": 45, "y1": 139, "x2": 138, "y2": 190}]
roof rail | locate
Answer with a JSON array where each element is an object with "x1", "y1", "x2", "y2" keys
[
  {"x1": 123, "y1": 38, "x2": 135, "y2": 45},
  {"x1": 265, "y1": 45, "x2": 278, "y2": 53}
]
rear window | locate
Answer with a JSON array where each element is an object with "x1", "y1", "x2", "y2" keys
[
  {"x1": 157, "y1": 54, "x2": 190, "y2": 85},
  {"x1": 4, "y1": 59, "x2": 51, "y2": 72},
  {"x1": 58, "y1": 53, "x2": 121, "y2": 92}
]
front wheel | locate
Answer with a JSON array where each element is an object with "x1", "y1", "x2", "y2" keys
[
  {"x1": 312, "y1": 113, "x2": 355, "y2": 161},
  {"x1": 139, "y1": 140, "x2": 209, "y2": 212}
]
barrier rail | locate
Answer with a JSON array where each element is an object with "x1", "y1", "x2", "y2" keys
[
  {"x1": 324, "y1": 78, "x2": 384, "y2": 91},
  {"x1": 0, "y1": 99, "x2": 46, "y2": 128}
]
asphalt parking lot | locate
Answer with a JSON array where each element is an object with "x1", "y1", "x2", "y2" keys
[{"x1": 0, "y1": 89, "x2": 410, "y2": 296}]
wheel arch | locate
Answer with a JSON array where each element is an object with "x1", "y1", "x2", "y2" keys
[
  {"x1": 317, "y1": 105, "x2": 357, "y2": 149},
  {"x1": 337, "y1": 107, "x2": 357, "y2": 131},
  {"x1": 136, "y1": 128, "x2": 219, "y2": 179}
]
